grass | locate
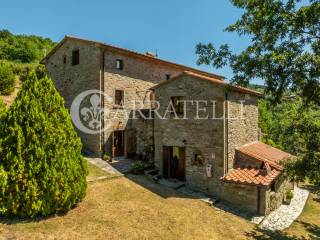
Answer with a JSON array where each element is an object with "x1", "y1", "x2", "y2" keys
[
  {"x1": 0, "y1": 168, "x2": 319, "y2": 240},
  {"x1": 284, "y1": 192, "x2": 320, "y2": 239}
]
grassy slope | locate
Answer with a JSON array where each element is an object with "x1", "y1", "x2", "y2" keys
[
  {"x1": 0, "y1": 174, "x2": 255, "y2": 240},
  {"x1": 0, "y1": 168, "x2": 319, "y2": 240}
]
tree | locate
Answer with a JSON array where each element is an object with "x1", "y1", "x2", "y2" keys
[
  {"x1": 282, "y1": 103, "x2": 320, "y2": 187},
  {"x1": 258, "y1": 96, "x2": 320, "y2": 188},
  {"x1": 0, "y1": 61, "x2": 15, "y2": 95},
  {"x1": 0, "y1": 72, "x2": 87, "y2": 217},
  {"x1": 196, "y1": 0, "x2": 320, "y2": 105}
]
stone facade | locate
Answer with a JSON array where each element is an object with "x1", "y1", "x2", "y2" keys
[
  {"x1": 154, "y1": 75, "x2": 226, "y2": 195},
  {"x1": 226, "y1": 92, "x2": 259, "y2": 171},
  {"x1": 101, "y1": 50, "x2": 182, "y2": 157},
  {"x1": 45, "y1": 39, "x2": 102, "y2": 153},
  {"x1": 44, "y1": 36, "x2": 291, "y2": 216},
  {"x1": 44, "y1": 37, "x2": 197, "y2": 158}
]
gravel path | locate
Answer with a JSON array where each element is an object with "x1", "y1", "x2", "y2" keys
[{"x1": 260, "y1": 185, "x2": 309, "y2": 231}]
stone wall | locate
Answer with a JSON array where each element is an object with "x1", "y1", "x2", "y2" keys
[
  {"x1": 236, "y1": 150, "x2": 264, "y2": 168},
  {"x1": 220, "y1": 182, "x2": 259, "y2": 214},
  {"x1": 154, "y1": 74, "x2": 262, "y2": 207},
  {"x1": 154, "y1": 75, "x2": 226, "y2": 195},
  {"x1": 102, "y1": 50, "x2": 183, "y2": 157},
  {"x1": 265, "y1": 176, "x2": 294, "y2": 215},
  {"x1": 226, "y1": 92, "x2": 259, "y2": 171},
  {"x1": 45, "y1": 38, "x2": 102, "y2": 154}
]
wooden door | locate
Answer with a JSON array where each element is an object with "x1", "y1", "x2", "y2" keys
[
  {"x1": 163, "y1": 146, "x2": 170, "y2": 178},
  {"x1": 113, "y1": 131, "x2": 124, "y2": 157},
  {"x1": 126, "y1": 129, "x2": 136, "y2": 158},
  {"x1": 178, "y1": 147, "x2": 186, "y2": 180},
  {"x1": 163, "y1": 146, "x2": 185, "y2": 181}
]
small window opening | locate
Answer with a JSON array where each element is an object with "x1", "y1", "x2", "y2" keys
[
  {"x1": 72, "y1": 50, "x2": 79, "y2": 66},
  {"x1": 116, "y1": 59, "x2": 123, "y2": 70},
  {"x1": 115, "y1": 90, "x2": 124, "y2": 106},
  {"x1": 171, "y1": 96, "x2": 184, "y2": 114}
]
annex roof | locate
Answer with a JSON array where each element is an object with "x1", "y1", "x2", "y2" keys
[{"x1": 151, "y1": 71, "x2": 262, "y2": 97}]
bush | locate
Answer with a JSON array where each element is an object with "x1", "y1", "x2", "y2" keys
[
  {"x1": 0, "y1": 98, "x2": 6, "y2": 116},
  {"x1": 0, "y1": 62, "x2": 15, "y2": 95},
  {"x1": 0, "y1": 72, "x2": 87, "y2": 217},
  {"x1": 103, "y1": 154, "x2": 111, "y2": 162},
  {"x1": 132, "y1": 161, "x2": 145, "y2": 170}
]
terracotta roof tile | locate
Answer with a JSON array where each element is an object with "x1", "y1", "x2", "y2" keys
[
  {"x1": 237, "y1": 142, "x2": 292, "y2": 170},
  {"x1": 221, "y1": 167, "x2": 281, "y2": 186}
]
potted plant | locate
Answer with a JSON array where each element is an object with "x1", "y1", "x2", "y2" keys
[
  {"x1": 284, "y1": 189, "x2": 294, "y2": 205},
  {"x1": 103, "y1": 154, "x2": 111, "y2": 162},
  {"x1": 131, "y1": 161, "x2": 145, "y2": 175}
]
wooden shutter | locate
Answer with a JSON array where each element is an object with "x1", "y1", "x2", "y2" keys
[
  {"x1": 178, "y1": 147, "x2": 186, "y2": 180},
  {"x1": 163, "y1": 146, "x2": 170, "y2": 178},
  {"x1": 150, "y1": 92, "x2": 156, "y2": 109}
]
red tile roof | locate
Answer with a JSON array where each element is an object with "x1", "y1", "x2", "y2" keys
[
  {"x1": 237, "y1": 141, "x2": 292, "y2": 170},
  {"x1": 222, "y1": 167, "x2": 281, "y2": 186}
]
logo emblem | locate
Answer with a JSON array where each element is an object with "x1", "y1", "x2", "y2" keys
[{"x1": 70, "y1": 90, "x2": 112, "y2": 134}]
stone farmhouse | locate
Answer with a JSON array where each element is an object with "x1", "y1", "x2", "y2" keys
[{"x1": 41, "y1": 36, "x2": 294, "y2": 215}]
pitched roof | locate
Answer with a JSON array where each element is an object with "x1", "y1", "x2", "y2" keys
[
  {"x1": 40, "y1": 35, "x2": 225, "y2": 80},
  {"x1": 236, "y1": 141, "x2": 292, "y2": 170},
  {"x1": 151, "y1": 71, "x2": 262, "y2": 97},
  {"x1": 221, "y1": 167, "x2": 281, "y2": 186}
]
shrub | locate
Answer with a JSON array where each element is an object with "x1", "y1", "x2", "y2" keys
[
  {"x1": 132, "y1": 161, "x2": 145, "y2": 170},
  {"x1": 103, "y1": 154, "x2": 111, "y2": 162},
  {"x1": 0, "y1": 62, "x2": 15, "y2": 95},
  {"x1": 286, "y1": 189, "x2": 294, "y2": 200},
  {"x1": 0, "y1": 98, "x2": 6, "y2": 116},
  {"x1": 0, "y1": 72, "x2": 87, "y2": 217}
]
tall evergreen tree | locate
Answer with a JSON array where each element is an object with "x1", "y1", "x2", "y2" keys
[{"x1": 0, "y1": 72, "x2": 87, "y2": 217}]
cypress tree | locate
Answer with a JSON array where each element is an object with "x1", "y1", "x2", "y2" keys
[{"x1": 0, "y1": 72, "x2": 87, "y2": 217}]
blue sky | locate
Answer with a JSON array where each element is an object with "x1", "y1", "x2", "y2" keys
[{"x1": 1, "y1": 0, "x2": 262, "y2": 84}]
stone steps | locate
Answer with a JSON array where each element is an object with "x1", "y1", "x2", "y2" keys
[{"x1": 144, "y1": 168, "x2": 162, "y2": 182}]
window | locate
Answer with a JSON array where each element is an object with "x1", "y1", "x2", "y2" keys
[
  {"x1": 115, "y1": 90, "x2": 124, "y2": 106},
  {"x1": 192, "y1": 153, "x2": 204, "y2": 166},
  {"x1": 63, "y1": 55, "x2": 67, "y2": 64},
  {"x1": 166, "y1": 74, "x2": 171, "y2": 80},
  {"x1": 72, "y1": 50, "x2": 79, "y2": 66},
  {"x1": 171, "y1": 96, "x2": 184, "y2": 114},
  {"x1": 116, "y1": 59, "x2": 123, "y2": 70}
]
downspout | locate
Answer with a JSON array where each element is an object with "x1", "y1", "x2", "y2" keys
[
  {"x1": 100, "y1": 49, "x2": 106, "y2": 156},
  {"x1": 224, "y1": 92, "x2": 229, "y2": 175}
]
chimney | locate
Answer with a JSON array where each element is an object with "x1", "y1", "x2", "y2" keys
[{"x1": 146, "y1": 52, "x2": 157, "y2": 58}]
